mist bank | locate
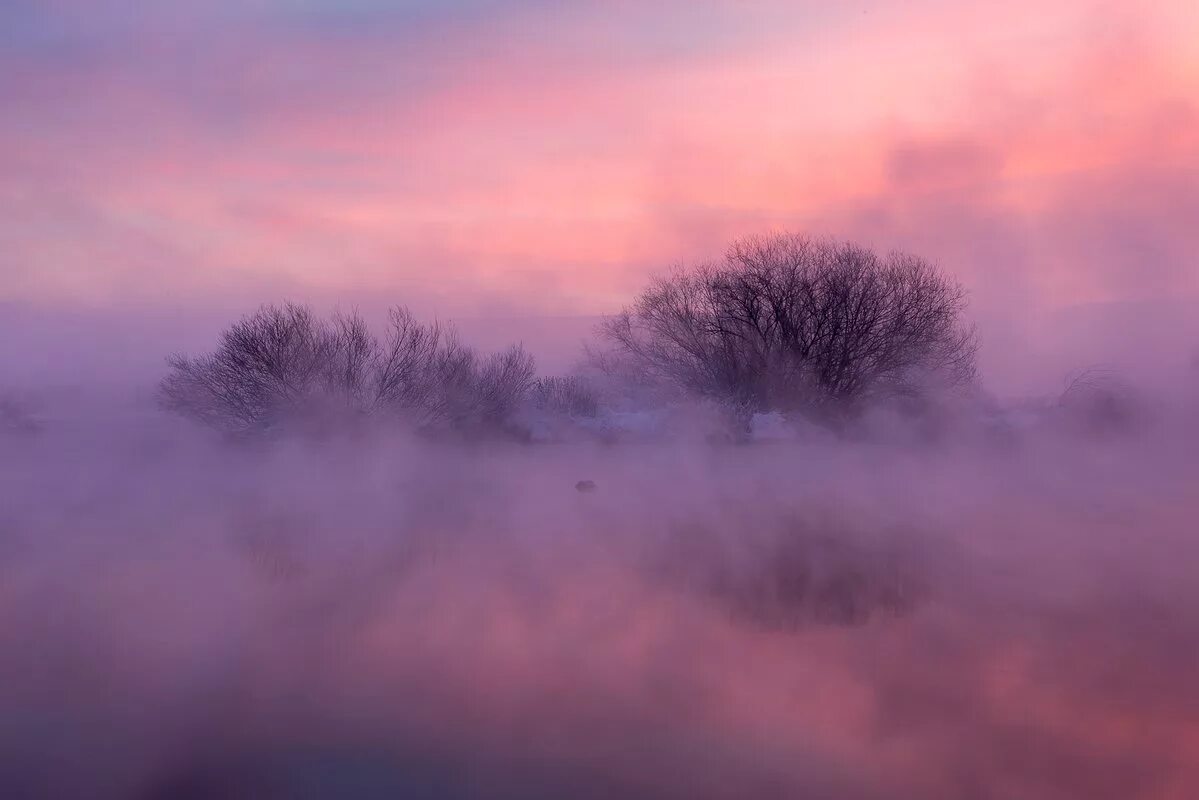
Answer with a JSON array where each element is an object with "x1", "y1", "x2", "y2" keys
[{"x1": 2, "y1": 406, "x2": 1198, "y2": 798}]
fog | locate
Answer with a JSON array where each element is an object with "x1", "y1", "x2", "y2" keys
[
  {"x1": 3, "y1": 366, "x2": 1199, "y2": 799},
  {"x1": 5, "y1": 0, "x2": 1199, "y2": 794}
]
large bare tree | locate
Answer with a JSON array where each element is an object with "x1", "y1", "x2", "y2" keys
[
  {"x1": 600, "y1": 233, "x2": 977, "y2": 423},
  {"x1": 160, "y1": 303, "x2": 535, "y2": 436}
]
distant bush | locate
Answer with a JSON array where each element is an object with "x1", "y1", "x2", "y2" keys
[
  {"x1": 1053, "y1": 368, "x2": 1142, "y2": 436},
  {"x1": 160, "y1": 303, "x2": 534, "y2": 438},
  {"x1": 529, "y1": 376, "x2": 599, "y2": 418}
]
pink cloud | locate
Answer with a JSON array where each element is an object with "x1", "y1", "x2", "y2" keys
[{"x1": 2, "y1": 0, "x2": 1196, "y2": 370}]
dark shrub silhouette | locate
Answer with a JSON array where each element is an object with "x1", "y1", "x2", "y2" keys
[
  {"x1": 160, "y1": 303, "x2": 534, "y2": 437},
  {"x1": 529, "y1": 375, "x2": 599, "y2": 418}
]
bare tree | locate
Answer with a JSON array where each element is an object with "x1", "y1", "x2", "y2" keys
[
  {"x1": 160, "y1": 303, "x2": 332, "y2": 433},
  {"x1": 529, "y1": 376, "x2": 599, "y2": 418},
  {"x1": 369, "y1": 307, "x2": 446, "y2": 420},
  {"x1": 160, "y1": 303, "x2": 535, "y2": 437},
  {"x1": 599, "y1": 233, "x2": 977, "y2": 424},
  {"x1": 474, "y1": 345, "x2": 537, "y2": 425},
  {"x1": 421, "y1": 337, "x2": 536, "y2": 432}
]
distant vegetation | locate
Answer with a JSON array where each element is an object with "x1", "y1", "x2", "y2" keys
[
  {"x1": 160, "y1": 303, "x2": 534, "y2": 438},
  {"x1": 596, "y1": 233, "x2": 978, "y2": 429},
  {"x1": 529, "y1": 375, "x2": 599, "y2": 418},
  {"x1": 156, "y1": 233, "x2": 1144, "y2": 444}
]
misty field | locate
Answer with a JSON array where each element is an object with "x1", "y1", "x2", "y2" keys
[{"x1": 3, "y1": 403, "x2": 1198, "y2": 798}]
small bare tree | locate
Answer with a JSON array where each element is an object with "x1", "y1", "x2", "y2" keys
[
  {"x1": 160, "y1": 303, "x2": 332, "y2": 433},
  {"x1": 529, "y1": 376, "x2": 599, "y2": 418},
  {"x1": 599, "y1": 233, "x2": 977, "y2": 424},
  {"x1": 370, "y1": 307, "x2": 443, "y2": 415},
  {"x1": 422, "y1": 338, "x2": 536, "y2": 432},
  {"x1": 160, "y1": 303, "x2": 534, "y2": 437},
  {"x1": 1054, "y1": 367, "x2": 1141, "y2": 436},
  {"x1": 474, "y1": 345, "x2": 538, "y2": 425}
]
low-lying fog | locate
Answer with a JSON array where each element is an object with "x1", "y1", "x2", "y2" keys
[{"x1": 3, "y1": 387, "x2": 1198, "y2": 799}]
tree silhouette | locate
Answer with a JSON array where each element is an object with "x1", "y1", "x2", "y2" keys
[{"x1": 600, "y1": 233, "x2": 977, "y2": 425}]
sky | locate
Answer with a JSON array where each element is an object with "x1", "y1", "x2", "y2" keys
[{"x1": 2, "y1": 0, "x2": 1198, "y2": 389}]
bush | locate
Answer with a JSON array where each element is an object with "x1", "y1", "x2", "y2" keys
[
  {"x1": 529, "y1": 376, "x2": 599, "y2": 418},
  {"x1": 160, "y1": 303, "x2": 534, "y2": 437},
  {"x1": 1054, "y1": 368, "x2": 1142, "y2": 436}
]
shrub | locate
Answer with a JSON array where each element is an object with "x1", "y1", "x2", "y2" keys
[
  {"x1": 529, "y1": 376, "x2": 599, "y2": 418},
  {"x1": 160, "y1": 303, "x2": 534, "y2": 437}
]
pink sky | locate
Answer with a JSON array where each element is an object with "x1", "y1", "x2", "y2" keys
[{"x1": 2, "y1": 0, "x2": 1198, "y2": 388}]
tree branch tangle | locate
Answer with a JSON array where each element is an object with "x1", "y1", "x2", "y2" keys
[{"x1": 600, "y1": 233, "x2": 977, "y2": 424}]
